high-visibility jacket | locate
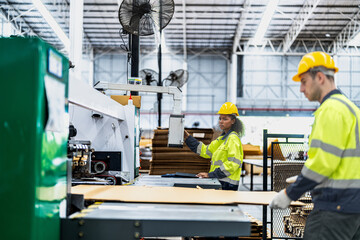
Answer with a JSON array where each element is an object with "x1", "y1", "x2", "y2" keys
[
  {"x1": 287, "y1": 92, "x2": 360, "y2": 213},
  {"x1": 186, "y1": 131, "x2": 243, "y2": 186}
]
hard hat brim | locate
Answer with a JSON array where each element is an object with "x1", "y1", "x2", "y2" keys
[
  {"x1": 292, "y1": 73, "x2": 301, "y2": 82},
  {"x1": 292, "y1": 66, "x2": 339, "y2": 82},
  {"x1": 217, "y1": 111, "x2": 239, "y2": 116}
]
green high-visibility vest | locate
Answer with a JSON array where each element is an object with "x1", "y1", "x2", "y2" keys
[
  {"x1": 304, "y1": 94, "x2": 360, "y2": 187},
  {"x1": 197, "y1": 131, "x2": 243, "y2": 185}
]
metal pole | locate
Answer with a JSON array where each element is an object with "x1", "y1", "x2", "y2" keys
[
  {"x1": 263, "y1": 129, "x2": 268, "y2": 191},
  {"x1": 157, "y1": 0, "x2": 163, "y2": 127},
  {"x1": 130, "y1": 34, "x2": 139, "y2": 96},
  {"x1": 262, "y1": 129, "x2": 268, "y2": 240},
  {"x1": 130, "y1": 0, "x2": 139, "y2": 96},
  {"x1": 69, "y1": 0, "x2": 83, "y2": 82}
]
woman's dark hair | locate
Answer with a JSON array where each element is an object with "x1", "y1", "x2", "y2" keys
[{"x1": 230, "y1": 115, "x2": 245, "y2": 137}]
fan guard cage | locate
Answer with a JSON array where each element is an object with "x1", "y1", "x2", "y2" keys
[{"x1": 119, "y1": 0, "x2": 175, "y2": 36}]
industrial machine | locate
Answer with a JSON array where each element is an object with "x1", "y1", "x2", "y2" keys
[
  {"x1": 68, "y1": 76, "x2": 138, "y2": 183},
  {"x1": 0, "y1": 37, "x2": 69, "y2": 240},
  {"x1": 1, "y1": 36, "x2": 250, "y2": 240}
]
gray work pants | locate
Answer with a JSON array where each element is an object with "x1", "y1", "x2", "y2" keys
[{"x1": 303, "y1": 209, "x2": 360, "y2": 240}]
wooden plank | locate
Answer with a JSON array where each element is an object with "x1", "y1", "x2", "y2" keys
[
  {"x1": 151, "y1": 159, "x2": 210, "y2": 163},
  {"x1": 152, "y1": 153, "x2": 206, "y2": 161},
  {"x1": 152, "y1": 147, "x2": 192, "y2": 153},
  {"x1": 149, "y1": 169, "x2": 203, "y2": 175},
  {"x1": 154, "y1": 133, "x2": 214, "y2": 140},
  {"x1": 72, "y1": 185, "x2": 305, "y2": 206},
  {"x1": 151, "y1": 163, "x2": 209, "y2": 167},
  {"x1": 152, "y1": 139, "x2": 211, "y2": 145}
]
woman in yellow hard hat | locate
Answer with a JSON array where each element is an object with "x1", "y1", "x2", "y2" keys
[{"x1": 184, "y1": 102, "x2": 244, "y2": 190}]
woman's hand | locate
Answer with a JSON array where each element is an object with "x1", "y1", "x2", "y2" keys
[
  {"x1": 184, "y1": 130, "x2": 190, "y2": 139},
  {"x1": 196, "y1": 172, "x2": 209, "y2": 178}
]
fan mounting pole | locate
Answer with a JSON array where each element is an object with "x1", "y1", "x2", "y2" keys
[
  {"x1": 129, "y1": 0, "x2": 140, "y2": 96},
  {"x1": 130, "y1": 33, "x2": 139, "y2": 96},
  {"x1": 157, "y1": 0, "x2": 163, "y2": 127}
]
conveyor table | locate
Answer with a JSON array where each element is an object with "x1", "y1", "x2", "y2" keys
[{"x1": 61, "y1": 202, "x2": 250, "y2": 239}]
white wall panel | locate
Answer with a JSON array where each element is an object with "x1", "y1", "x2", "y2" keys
[{"x1": 239, "y1": 53, "x2": 360, "y2": 111}]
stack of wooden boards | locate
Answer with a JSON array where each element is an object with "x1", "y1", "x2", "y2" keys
[
  {"x1": 150, "y1": 128, "x2": 214, "y2": 175},
  {"x1": 283, "y1": 195, "x2": 313, "y2": 238},
  {"x1": 238, "y1": 212, "x2": 269, "y2": 239},
  {"x1": 272, "y1": 160, "x2": 312, "y2": 238}
]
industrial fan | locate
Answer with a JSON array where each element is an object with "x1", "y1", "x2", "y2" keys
[
  {"x1": 163, "y1": 69, "x2": 189, "y2": 88},
  {"x1": 118, "y1": 0, "x2": 175, "y2": 127},
  {"x1": 118, "y1": 0, "x2": 175, "y2": 36},
  {"x1": 139, "y1": 69, "x2": 159, "y2": 86}
]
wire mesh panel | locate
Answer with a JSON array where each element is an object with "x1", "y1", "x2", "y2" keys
[{"x1": 271, "y1": 142, "x2": 312, "y2": 239}]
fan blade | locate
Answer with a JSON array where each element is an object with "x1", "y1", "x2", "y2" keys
[
  {"x1": 149, "y1": 0, "x2": 175, "y2": 31},
  {"x1": 164, "y1": 69, "x2": 189, "y2": 88},
  {"x1": 139, "y1": 15, "x2": 155, "y2": 36},
  {"x1": 140, "y1": 69, "x2": 159, "y2": 86}
]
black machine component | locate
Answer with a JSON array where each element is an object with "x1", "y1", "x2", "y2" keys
[
  {"x1": 91, "y1": 151, "x2": 122, "y2": 185},
  {"x1": 67, "y1": 139, "x2": 122, "y2": 185},
  {"x1": 68, "y1": 140, "x2": 93, "y2": 179},
  {"x1": 68, "y1": 124, "x2": 77, "y2": 138}
]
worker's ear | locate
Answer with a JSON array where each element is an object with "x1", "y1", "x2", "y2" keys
[{"x1": 316, "y1": 71, "x2": 326, "y2": 85}]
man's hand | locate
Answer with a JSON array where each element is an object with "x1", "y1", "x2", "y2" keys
[
  {"x1": 269, "y1": 189, "x2": 292, "y2": 209},
  {"x1": 196, "y1": 172, "x2": 209, "y2": 178},
  {"x1": 184, "y1": 130, "x2": 190, "y2": 139}
]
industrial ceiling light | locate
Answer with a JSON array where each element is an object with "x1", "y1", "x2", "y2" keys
[
  {"x1": 252, "y1": 0, "x2": 279, "y2": 45},
  {"x1": 32, "y1": 0, "x2": 70, "y2": 52}
]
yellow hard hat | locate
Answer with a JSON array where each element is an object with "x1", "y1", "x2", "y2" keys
[
  {"x1": 217, "y1": 102, "x2": 239, "y2": 116},
  {"x1": 292, "y1": 51, "x2": 338, "y2": 82}
]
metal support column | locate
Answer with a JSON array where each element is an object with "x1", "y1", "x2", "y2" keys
[
  {"x1": 228, "y1": 53, "x2": 238, "y2": 103},
  {"x1": 69, "y1": 0, "x2": 84, "y2": 82}
]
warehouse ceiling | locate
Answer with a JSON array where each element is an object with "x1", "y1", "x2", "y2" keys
[{"x1": 1, "y1": 0, "x2": 360, "y2": 56}]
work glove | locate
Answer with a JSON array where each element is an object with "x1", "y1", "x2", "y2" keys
[
  {"x1": 269, "y1": 189, "x2": 292, "y2": 209},
  {"x1": 286, "y1": 175, "x2": 298, "y2": 183}
]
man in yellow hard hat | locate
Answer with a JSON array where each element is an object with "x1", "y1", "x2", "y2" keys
[
  {"x1": 270, "y1": 52, "x2": 360, "y2": 240},
  {"x1": 184, "y1": 102, "x2": 244, "y2": 190}
]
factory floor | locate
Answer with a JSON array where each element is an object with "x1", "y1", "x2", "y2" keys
[{"x1": 142, "y1": 174, "x2": 273, "y2": 240}]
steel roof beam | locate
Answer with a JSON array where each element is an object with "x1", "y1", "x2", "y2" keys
[
  {"x1": 332, "y1": 10, "x2": 360, "y2": 54},
  {"x1": 1, "y1": 0, "x2": 37, "y2": 36},
  {"x1": 282, "y1": 0, "x2": 320, "y2": 53},
  {"x1": 232, "y1": 0, "x2": 251, "y2": 53},
  {"x1": 237, "y1": 39, "x2": 332, "y2": 55}
]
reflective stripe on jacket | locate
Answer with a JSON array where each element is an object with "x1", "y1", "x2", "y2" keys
[
  {"x1": 287, "y1": 93, "x2": 360, "y2": 213},
  {"x1": 196, "y1": 131, "x2": 243, "y2": 186}
]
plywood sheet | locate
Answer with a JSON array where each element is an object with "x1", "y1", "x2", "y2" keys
[{"x1": 71, "y1": 185, "x2": 304, "y2": 206}]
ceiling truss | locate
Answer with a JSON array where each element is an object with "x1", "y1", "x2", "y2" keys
[{"x1": 0, "y1": 0, "x2": 360, "y2": 56}]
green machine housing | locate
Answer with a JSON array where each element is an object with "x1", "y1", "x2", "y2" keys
[{"x1": 0, "y1": 37, "x2": 69, "y2": 240}]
